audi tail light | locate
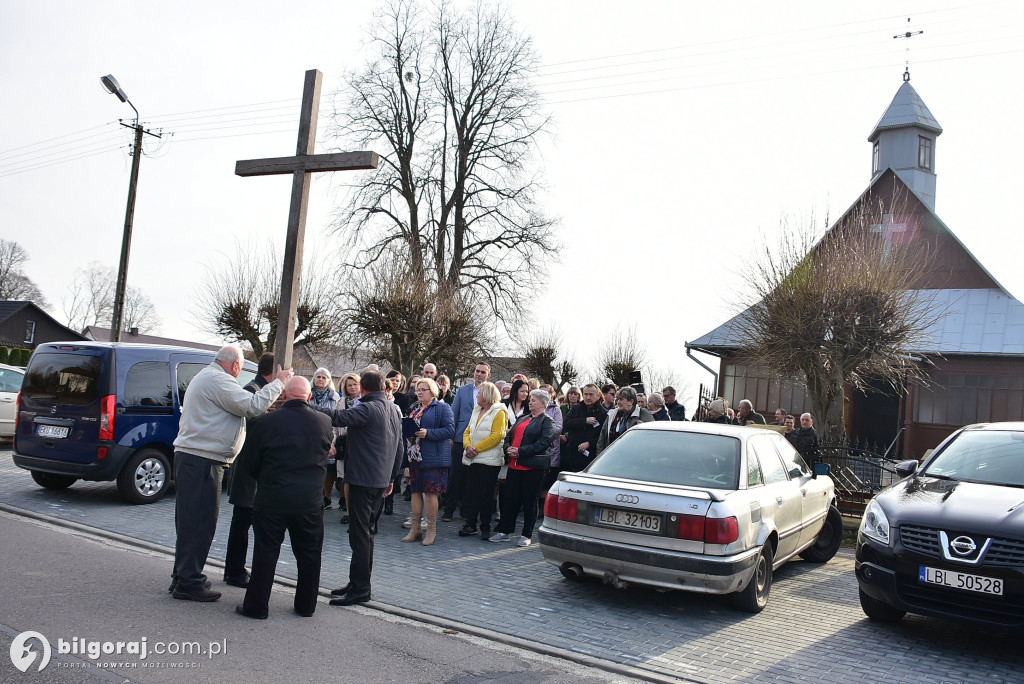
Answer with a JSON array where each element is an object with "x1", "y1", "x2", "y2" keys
[
  {"x1": 705, "y1": 516, "x2": 739, "y2": 544},
  {"x1": 544, "y1": 493, "x2": 578, "y2": 522},
  {"x1": 676, "y1": 514, "x2": 704, "y2": 541}
]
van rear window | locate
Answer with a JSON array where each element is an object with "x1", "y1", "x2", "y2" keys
[{"x1": 24, "y1": 353, "x2": 102, "y2": 405}]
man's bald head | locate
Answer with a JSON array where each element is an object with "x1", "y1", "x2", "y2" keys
[{"x1": 284, "y1": 376, "x2": 311, "y2": 401}]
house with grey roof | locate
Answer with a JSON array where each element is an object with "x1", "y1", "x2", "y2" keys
[{"x1": 687, "y1": 76, "x2": 1024, "y2": 458}]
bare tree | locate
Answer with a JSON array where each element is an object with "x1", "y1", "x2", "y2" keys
[
  {"x1": 62, "y1": 262, "x2": 159, "y2": 334},
  {"x1": 194, "y1": 241, "x2": 344, "y2": 356},
  {"x1": 741, "y1": 195, "x2": 940, "y2": 437},
  {"x1": 338, "y1": 258, "x2": 492, "y2": 379},
  {"x1": 521, "y1": 327, "x2": 579, "y2": 392},
  {"x1": 595, "y1": 326, "x2": 648, "y2": 387},
  {"x1": 0, "y1": 239, "x2": 49, "y2": 308},
  {"x1": 328, "y1": 0, "x2": 557, "y2": 338}
]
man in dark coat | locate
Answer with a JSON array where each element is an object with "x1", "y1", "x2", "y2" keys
[
  {"x1": 662, "y1": 386, "x2": 687, "y2": 422},
  {"x1": 236, "y1": 376, "x2": 333, "y2": 619},
  {"x1": 561, "y1": 383, "x2": 608, "y2": 473},
  {"x1": 789, "y1": 413, "x2": 821, "y2": 464},
  {"x1": 318, "y1": 369, "x2": 403, "y2": 606},
  {"x1": 223, "y1": 352, "x2": 274, "y2": 588}
]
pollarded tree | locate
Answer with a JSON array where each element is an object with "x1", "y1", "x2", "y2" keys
[
  {"x1": 742, "y1": 195, "x2": 940, "y2": 437},
  {"x1": 338, "y1": 261, "x2": 491, "y2": 379},
  {"x1": 595, "y1": 326, "x2": 647, "y2": 388},
  {"x1": 521, "y1": 327, "x2": 579, "y2": 392},
  {"x1": 194, "y1": 241, "x2": 343, "y2": 356}
]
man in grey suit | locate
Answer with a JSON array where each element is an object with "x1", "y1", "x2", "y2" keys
[{"x1": 317, "y1": 369, "x2": 403, "y2": 606}]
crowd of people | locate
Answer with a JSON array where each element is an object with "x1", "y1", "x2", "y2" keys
[{"x1": 169, "y1": 347, "x2": 819, "y2": 618}]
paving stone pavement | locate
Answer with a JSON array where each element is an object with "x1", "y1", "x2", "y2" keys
[{"x1": 1, "y1": 448, "x2": 1018, "y2": 682}]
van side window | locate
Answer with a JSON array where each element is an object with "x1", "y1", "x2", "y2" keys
[
  {"x1": 125, "y1": 362, "x2": 172, "y2": 407},
  {"x1": 176, "y1": 363, "x2": 208, "y2": 405}
]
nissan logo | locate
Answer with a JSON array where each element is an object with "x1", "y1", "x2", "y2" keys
[
  {"x1": 615, "y1": 494, "x2": 639, "y2": 504},
  {"x1": 949, "y1": 536, "x2": 977, "y2": 556}
]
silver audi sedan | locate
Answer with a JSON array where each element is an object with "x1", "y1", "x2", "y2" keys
[{"x1": 538, "y1": 421, "x2": 842, "y2": 611}]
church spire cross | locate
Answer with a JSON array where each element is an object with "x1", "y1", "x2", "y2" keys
[
  {"x1": 893, "y1": 17, "x2": 924, "y2": 82},
  {"x1": 235, "y1": 69, "x2": 379, "y2": 368}
]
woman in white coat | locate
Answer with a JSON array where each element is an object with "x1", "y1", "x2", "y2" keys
[{"x1": 457, "y1": 382, "x2": 509, "y2": 540}]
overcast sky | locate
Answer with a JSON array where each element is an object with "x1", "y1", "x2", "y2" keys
[{"x1": 2, "y1": 0, "x2": 1021, "y2": 406}]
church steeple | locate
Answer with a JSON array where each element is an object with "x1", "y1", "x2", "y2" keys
[{"x1": 868, "y1": 78, "x2": 942, "y2": 211}]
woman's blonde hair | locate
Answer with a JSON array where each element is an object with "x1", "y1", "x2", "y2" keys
[{"x1": 476, "y1": 381, "x2": 500, "y2": 405}]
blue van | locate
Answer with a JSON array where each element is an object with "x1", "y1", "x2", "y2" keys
[{"x1": 13, "y1": 342, "x2": 256, "y2": 504}]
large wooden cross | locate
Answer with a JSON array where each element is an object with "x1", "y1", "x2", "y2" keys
[{"x1": 235, "y1": 69, "x2": 378, "y2": 369}]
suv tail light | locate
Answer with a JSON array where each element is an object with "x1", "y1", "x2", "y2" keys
[
  {"x1": 99, "y1": 394, "x2": 116, "y2": 441},
  {"x1": 14, "y1": 390, "x2": 21, "y2": 436},
  {"x1": 705, "y1": 517, "x2": 739, "y2": 544},
  {"x1": 543, "y1": 493, "x2": 578, "y2": 522}
]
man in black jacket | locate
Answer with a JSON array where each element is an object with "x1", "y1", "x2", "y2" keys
[
  {"x1": 662, "y1": 386, "x2": 687, "y2": 422},
  {"x1": 236, "y1": 376, "x2": 333, "y2": 619},
  {"x1": 223, "y1": 352, "x2": 275, "y2": 589},
  {"x1": 561, "y1": 383, "x2": 608, "y2": 473},
  {"x1": 318, "y1": 370, "x2": 404, "y2": 606}
]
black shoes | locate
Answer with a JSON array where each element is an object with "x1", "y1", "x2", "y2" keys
[
  {"x1": 235, "y1": 604, "x2": 267, "y2": 620},
  {"x1": 383, "y1": 499, "x2": 394, "y2": 515},
  {"x1": 168, "y1": 579, "x2": 210, "y2": 593},
  {"x1": 458, "y1": 524, "x2": 479, "y2": 537},
  {"x1": 330, "y1": 583, "x2": 352, "y2": 596},
  {"x1": 172, "y1": 585, "x2": 222, "y2": 602},
  {"x1": 294, "y1": 607, "x2": 315, "y2": 618},
  {"x1": 224, "y1": 572, "x2": 251, "y2": 588},
  {"x1": 329, "y1": 589, "x2": 371, "y2": 606},
  {"x1": 339, "y1": 514, "x2": 350, "y2": 524},
  {"x1": 323, "y1": 497, "x2": 332, "y2": 510}
]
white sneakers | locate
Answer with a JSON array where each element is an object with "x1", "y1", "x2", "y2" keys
[
  {"x1": 401, "y1": 517, "x2": 428, "y2": 529},
  {"x1": 488, "y1": 532, "x2": 531, "y2": 547}
]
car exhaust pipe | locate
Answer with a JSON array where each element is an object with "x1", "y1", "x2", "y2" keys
[
  {"x1": 602, "y1": 570, "x2": 629, "y2": 590},
  {"x1": 560, "y1": 563, "x2": 584, "y2": 579}
]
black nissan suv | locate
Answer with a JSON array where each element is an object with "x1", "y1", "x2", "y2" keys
[{"x1": 855, "y1": 422, "x2": 1024, "y2": 629}]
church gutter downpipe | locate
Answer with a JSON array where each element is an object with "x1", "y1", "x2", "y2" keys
[{"x1": 684, "y1": 343, "x2": 719, "y2": 394}]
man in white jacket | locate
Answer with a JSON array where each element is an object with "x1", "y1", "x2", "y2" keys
[{"x1": 170, "y1": 345, "x2": 291, "y2": 602}]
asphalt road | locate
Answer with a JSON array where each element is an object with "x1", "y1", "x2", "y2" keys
[{"x1": 0, "y1": 511, "x2": 640, "y2": 684}]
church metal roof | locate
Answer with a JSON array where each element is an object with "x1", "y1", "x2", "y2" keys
[
  {"x1": 687, "y1": 288, "x2": 1024, "y2": 357},
  {"x1": 868, "y1": 81, "x2": 943, "y2": 142}
]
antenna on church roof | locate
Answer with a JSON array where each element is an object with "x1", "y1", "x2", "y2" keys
[{"x1": 894, "y1": 17, "x2": 923, "y2": 83}]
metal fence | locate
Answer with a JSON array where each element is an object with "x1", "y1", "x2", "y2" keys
[{"x1": 813, "y1": 436, "x2": 906, "y2": 517}]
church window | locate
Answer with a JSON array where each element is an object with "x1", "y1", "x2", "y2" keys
[{"x1": 918, "y1": 136, "x2": 933, "y2": 171}]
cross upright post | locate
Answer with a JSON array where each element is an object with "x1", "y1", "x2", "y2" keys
[{"x1": 236, "y1": 69, "x2": 378, "y2": 369}]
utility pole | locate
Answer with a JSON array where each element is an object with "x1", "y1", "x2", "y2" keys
[
  {"x1": 109, "y1": 121, "x2": 145, "y2": 342},
  {"x1": 101, "y1": 74, "x2": 161, "y2": 342}
]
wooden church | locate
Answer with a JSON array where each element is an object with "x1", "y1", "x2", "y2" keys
[{"x1": 687, "y1": 76, "x2": 1024, "y2": 458}]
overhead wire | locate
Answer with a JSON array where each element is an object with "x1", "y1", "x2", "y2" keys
[{"x1": 0, "y1": 2, "x2": 1014, "y2": 177}]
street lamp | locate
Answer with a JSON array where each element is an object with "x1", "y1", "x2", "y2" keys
[{"x1": 101, "y1": 73, "x2": 144, "y2": 342}]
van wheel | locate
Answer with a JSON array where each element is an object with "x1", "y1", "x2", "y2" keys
[
  {"x1": 731, "y1": 542, "x2": 773, "y2": 613},
  {"x1": 31, "y1": 471, "x2": 78, "y2": 490},
  {"x1": 800, "y1": 505, "x2": 844, "y2": 563},
  {"x1": 117, "y1": 448, "x2": 170, "y2": 504}
]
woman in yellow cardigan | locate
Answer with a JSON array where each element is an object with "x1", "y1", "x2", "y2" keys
[{"x1": 457, "y1": 382, "x2": 509, "y2": 540}]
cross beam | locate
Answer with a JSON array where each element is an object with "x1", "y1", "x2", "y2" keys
[{"x1": 235, "y1": 69, "x2": 378, "y2": 369}]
